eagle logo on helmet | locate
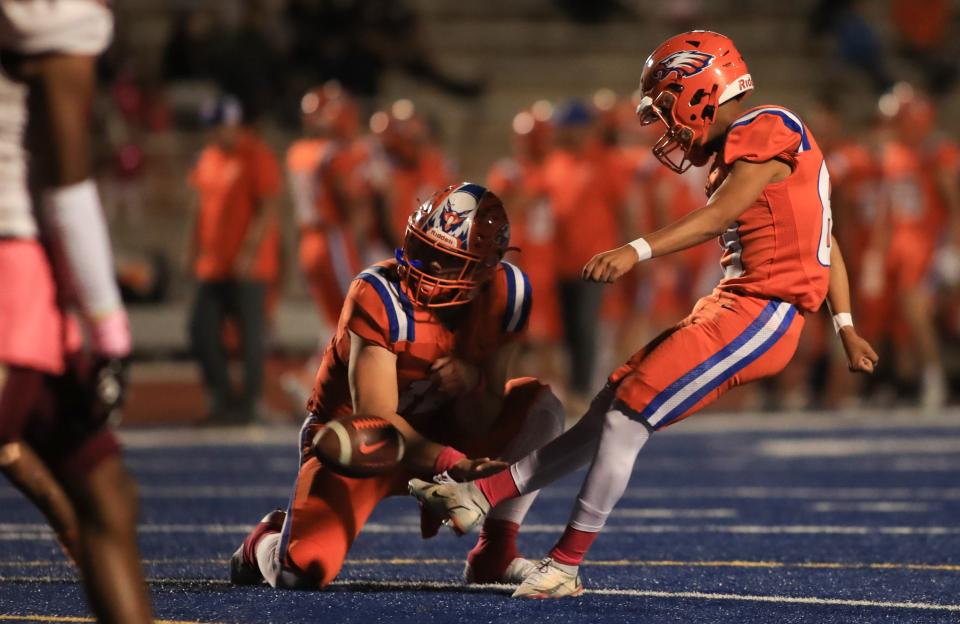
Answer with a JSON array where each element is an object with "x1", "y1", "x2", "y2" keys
[
  {"x1": 653, "y1": 50, "x2": 715, "y2": 81},
  {"x1": 430, "y1": 197, "x2": 473, "y2": 245}
]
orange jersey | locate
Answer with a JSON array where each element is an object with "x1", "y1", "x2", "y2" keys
[
  {"x1": 307, "y1": 259, "x2": 531, "y2": 424},
  {"x1": 706, "y1": 106, "x2": 832, "y2": 314},
  {"x1": 543, "y1": 149, "x2": 623, "y2": 278},
  {"x1": 189, "y1": 130, "x2": 281, "y2": 281},
  {"x1": 487, "y1": 157, "x2": 561, "y2": 340},
  {"x1": 880, "y1": 137, "x2": 959, "y2": 233},
  {"x1": 366, "y1": 147, "x2": 451, "y2": 245},
  {"x1": 286, "y1": 138, "x2": 370, "y2": 228}
]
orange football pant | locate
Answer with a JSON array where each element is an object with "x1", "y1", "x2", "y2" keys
[
  {"x1": 610, "y1": 290, "x2": 804, "y2": 430},
  {"x1": 278, "y1": 377, "x2": 550, "y2": 588}
]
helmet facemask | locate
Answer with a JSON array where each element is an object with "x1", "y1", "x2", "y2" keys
[
  {"x1": 398, "y1": 226, "x2": 498, "y2": 308},
  {"x1": 637, "y1": 86, "x2": 718, "y2": 173}
]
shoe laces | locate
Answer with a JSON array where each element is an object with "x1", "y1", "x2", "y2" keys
[{"x1": 433, "y1": 471, "x2": 457, "y2": 485}]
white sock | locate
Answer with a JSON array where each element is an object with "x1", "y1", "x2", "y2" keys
[
  {"x1": 568, "y1": 409, "x2": 650, "y2": 531},
  {"x1": 510, "y1": 387, "x2": 615, "y2": 495},
  {"x1": 488, "y1": 387, "x2": 565, "y2": 524},
  {"x1": 255, "y1": 532, "x2": 283, "y2": 588}
]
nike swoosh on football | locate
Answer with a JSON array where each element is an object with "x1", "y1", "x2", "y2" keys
[{"x1": 359, "y1": 440, "x2": 389, "y2": 455}]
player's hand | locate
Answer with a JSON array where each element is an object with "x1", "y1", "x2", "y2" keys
[
  {"x1": 92, "y1": 357, "x2": 130, "y2": 426},
  {"x1": 582, "y1": 245, "x2": 640, "y2": 283},
  {"x1": 430, "y1": 357, "x2": 480, "y2": 395},
  {"x1": 839, "y1": 327, "x2": 879, "y2": 374},
  {"x1": 448, "y1": 457, "x2": 509, "y2": 482}
]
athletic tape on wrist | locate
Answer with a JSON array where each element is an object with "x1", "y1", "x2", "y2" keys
[
  {"x1": 833, "y1": 312, "x2": 853, "y2": 334},
  {"x1": 628, "y1": 238, "x2": 652, "y2": 262}
]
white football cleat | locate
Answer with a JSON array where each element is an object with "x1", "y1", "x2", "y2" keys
[
  {"x1": 511, "y1": 557, "x2": 584, "y2": 599},
  {"x1": 463, "y1": 557, "x2": 536, "y2": 585},
  {"x1": 407, "y1": 477, "x2": 490, "y2": 535}
]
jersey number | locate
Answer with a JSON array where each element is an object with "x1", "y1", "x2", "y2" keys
[{"x1": 817, "y1": 160, "x2": 833, "y2": 267}]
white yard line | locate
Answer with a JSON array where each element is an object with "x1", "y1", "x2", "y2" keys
[
  {"x1": 811, "y1": 502, "x2": 935, "y2": 513},
  {"x1": 1, "y1": 522, "x2": 959, "y2": 540},
  {"x1": 1, "y1": 575, "x2": 958, "y2": 611},
  {"x1": 758, "y1": 437, "x2": 960, "y2": 458}
]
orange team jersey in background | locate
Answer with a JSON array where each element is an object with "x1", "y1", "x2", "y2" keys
[
  {"x1": 286, "y1": 137, "x2": 365, "y2": 326},
  {"x1": 385, "y1": 148, "x2": 450, "y2": 245},
  {"x1": 543, "y1": 149, "x2": 622, "y2": 279},
  {"x1": 307, "y1": 259, "x2": 532, "y2": 427},
  {"x1": 635, "y1": 153, "x2": 717, "y2": 317},
  {"x1": 825, "y1": 141, "x2": 878, "y2": 264},
  {"x1": 190, "y1": 129, "x2": 281, "y2": 282},
  {"x1": 487, "y1": 157, "x2": 561, "y2": 341},
  {"x1": 707, "y1": 106, "x2": 832, "y2": 314}
]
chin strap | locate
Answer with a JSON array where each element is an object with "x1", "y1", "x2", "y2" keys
[{"x1": 394, "y1": 247, "x2": 424, "y2": 270}]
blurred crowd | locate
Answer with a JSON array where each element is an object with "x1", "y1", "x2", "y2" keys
[
  {"x1": 88, "y1": 0, "x2": 960, "y2": 420},
  {"x1": 173, "y1": 76, "x2": 960, "y2": 421}
]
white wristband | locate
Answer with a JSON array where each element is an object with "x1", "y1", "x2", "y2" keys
[
  {"x1": 832, "y1": 312, "x2": 853, "y2": 334},
  {"x1": 628, "y1": 237, "x2": 652, "y2": 262}
]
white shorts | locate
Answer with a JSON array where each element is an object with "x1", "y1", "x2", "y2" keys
[{"x1": 0, "y1": 0, "x2": 112, "y2": 56}]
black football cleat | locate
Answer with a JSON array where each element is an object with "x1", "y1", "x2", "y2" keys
[{"x1": 230, "y1": 509, "x2": 286, "y2": 585}]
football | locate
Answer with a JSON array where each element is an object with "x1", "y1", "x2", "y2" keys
[{"x1": 312, "y1": 414, "x2": 405, "y2": 478}]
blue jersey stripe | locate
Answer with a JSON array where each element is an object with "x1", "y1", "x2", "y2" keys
[
  {"x1": 731, "y1": 109, "x2": 810, "y2": 152},
  {"x1": 395, "y1": 277, "x2": 416, "y2": 342},
  {"x1": 638, "y1": 300, "x2": 780, "y2": 422},
  {"x1": 517, "y1": 270, "x2": 533, "y2": 332},
  {"x1": 503, "y1": 262, "x2": 517, "y2": 333},
  {"x1": 654, "y1": 305, "x2": 797, "y2": 429},
  {"x1": 359, "y1": 273, "x2": 400, "y2": 343}
]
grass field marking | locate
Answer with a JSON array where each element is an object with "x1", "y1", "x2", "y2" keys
[
  {"x1": 4, "y1": 522, "x2": 960, "y2": 539},
  {"x1": 758, "y1": 436, "x2": 960, "y2": 458},
  {"x1": 589, "y1": 588, "x2": 960, "y2": 611},
  {"x1": 0, "y1": 617, "x2": 216, "y2": 624},
  {"x1": 612, "y1": 507, "x2": 738, "y2": 519},
  {"x1": 326, "y1": 579, "x2": 960, "y2": 611},
  {"x1": 811, "y1": 501, "x2": 934, "y2": 513},
  {"x1": 5, "y1": 557, "x2": 960, "y2": 573},
  {"x1": 7, "y1": 573, "x2": 960, "y2": 611},
  {"x1": 5, "y1": 484, "x2": 960, "y2": 501}
]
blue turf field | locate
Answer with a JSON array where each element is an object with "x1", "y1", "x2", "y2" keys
[{"x1": 2, "y1": 412, "x2": 960, "y2": 623}]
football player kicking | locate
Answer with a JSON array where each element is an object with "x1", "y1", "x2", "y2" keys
[
  {"x1": 231, "y1": 182, "x2": 566, "y2": 589},
  {"x1": 411, "y1": 31, "x2": 880, "y2": 599}
]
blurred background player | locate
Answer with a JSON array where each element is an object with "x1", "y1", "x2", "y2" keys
[
  {"x1": 283, "y1": 82, "x2": 369, "y2": 405},
  {"x1": 413, "y1": 30, "x2": 880, "y2": 599},
  {"x1": 0, "y1": 0, "x2": 152, "y2": 621},
  {"x1": 230, "y1": 183, "x2": 565, "y2": 590},
  {"x1": 287, "y1": 81, "x2": 366, "y2": 332},
  {"x1": 187, "y1": 95, "x2": 282, "y2": 423},
  {"x1": 863, "y1": 84, "x2": 960, "y2": 409},
  {"x1": 542, "y1": 100, "x2": 624, "y2": 405},
  {"x1": 366, "y1": 99, "x2": 451, "y2": 252},
  {"x1": 486, "y1": 101, "x2": 565, "y2": 388}
]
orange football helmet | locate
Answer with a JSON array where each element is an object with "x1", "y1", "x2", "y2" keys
[
  {"x1": 369, "y1": 99, "x2": 429, "y2": 167},
  {"x1": 300, "y1": 81, "x2": 359, "y2": 140},
  {"x1": 879, "y1": 83, "x2": 935, "y2": 145},
  {"x1": 398, "y1": 182, "x2": 510, "y2": 307},
  {"x1": 511, "y1": 100, "x2": 554, "y2": 161},
  {"x1": 636, "y1": 30, "x2": 753, "y2": 172}
]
